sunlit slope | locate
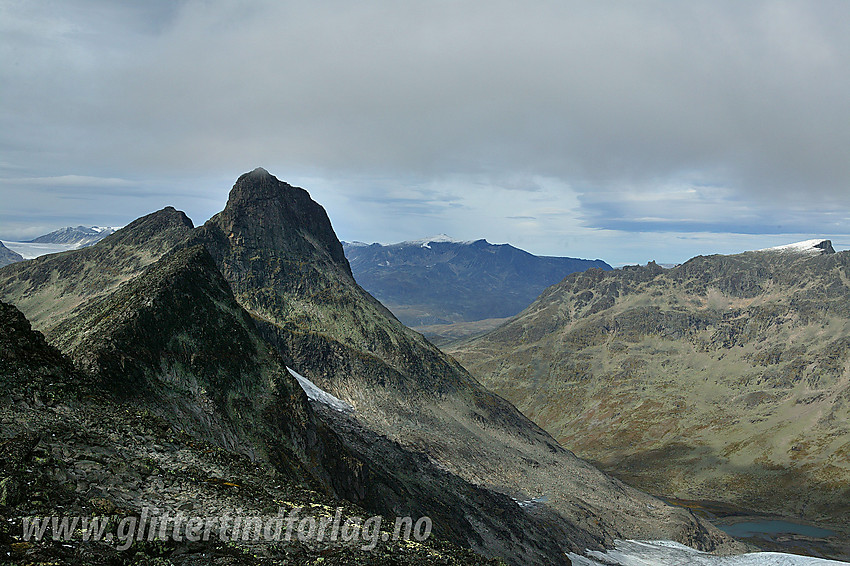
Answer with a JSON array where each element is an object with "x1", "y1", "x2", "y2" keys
[{"x1": 449, "y1": 246, "x2": 850, "y2": 529}]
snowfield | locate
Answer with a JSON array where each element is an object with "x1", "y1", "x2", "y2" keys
[
  {"x1": 757, "y1": 239, "x2": 833, "y2": 255},
  {"x1": 568, "y1": 540, "x2": 849, "y2": 566}
]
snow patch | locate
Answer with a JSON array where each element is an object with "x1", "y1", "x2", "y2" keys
[
  {"x1": 286, "y1": 367, "x2": 353, "y2": 413},
  {"x1": 757, "y1": 239, "x2": 834, "y2": 255},
  {"x1": 568, "y1": 540, "x2": 849, "y2": 566},
  {"x1": 401, "y1": 234, "x2": 476, "y2": 247},
  {"x1": 512, "y1": 495, "x2": 548, "y2": 508}
]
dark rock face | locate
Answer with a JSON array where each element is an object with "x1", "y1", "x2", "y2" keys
[
  {"x1": 816, "y1": 240, "x2": 836, "y2": 254},
  {"x1": 211, "y1": 167, "x2": 350, "y2": 275},
  {"x1": 0, "y1": 301, "x2": 76, "y2": 398},
  {"x1": 0, "y1": 242, "x2": 23, "y2": 268},
  {"x1": 344, "y1": 238, "x2": 611, "y2": 327},
  {"x1": 0, "y1": 301, "x2": 493, "y2": 565}
]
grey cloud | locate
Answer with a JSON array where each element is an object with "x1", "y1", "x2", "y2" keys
[
  {"x1": 4, "y1": 1, "x2": 849, "y2": 195},
  {"x1": 580, "y1": 185, "x2": 850, "y2": 234},
  {"x1": 3, "y1": 0, "x2": 850, "y2": 262}
]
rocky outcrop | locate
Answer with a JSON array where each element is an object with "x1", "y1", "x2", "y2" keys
[{"x1": 0, "y1": 299, "x2": 493, "y2": 565}]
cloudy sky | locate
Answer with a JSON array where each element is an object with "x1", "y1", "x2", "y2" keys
[{"x1": 2, "y1": 1, "x2": 849, "y2": 265}]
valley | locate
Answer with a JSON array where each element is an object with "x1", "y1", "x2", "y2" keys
[{"x1": 448, "y1": 243, "x2": 850, "y2": 560}]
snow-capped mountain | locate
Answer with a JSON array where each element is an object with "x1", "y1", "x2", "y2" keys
[
  {"x1": 28, "y1": 225, "x2": 117, "y2": 246},
  {"x1": 1, "y1": 226, "x2": 119, "y2": 260}
]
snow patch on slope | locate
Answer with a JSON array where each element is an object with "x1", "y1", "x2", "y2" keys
[
  {"x1": 286, "y1": 367, "x2": 353, "y2": 413},
  {"x1": 568, "y1": 540, "x2": 849, "y2": 566}
]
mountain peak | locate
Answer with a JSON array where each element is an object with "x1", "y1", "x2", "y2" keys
[
  {"x1": 247, "y1": 166, "x2": 271, "y2": 176},
  {"x1": 103, "y1": 206, "x2": 194, "y2": 247},
  {"x1": 228, "y1": 167, "x2": 308, "y2": 206},
  {"x1": 201, "y1": 169, "x2": 350, "y2": 274}
]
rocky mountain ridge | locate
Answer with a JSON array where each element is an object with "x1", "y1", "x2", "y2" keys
[
  {"x1": 0, "y1": 298, "x2": 495, "y2": 564},
  {"x1": 0, "y1": 168, "x2": 739, "y2": 564}
]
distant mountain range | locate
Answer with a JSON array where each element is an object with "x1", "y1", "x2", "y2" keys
[
  {"x1": 449, "y1": 239, "x2": 850, "y2": 555},
  {"x1": 27, "y1": 225, "x2": 117, "y2": 246},
  {"x1": 343, "y1": 235, "x2": 611, "y2": 341}
]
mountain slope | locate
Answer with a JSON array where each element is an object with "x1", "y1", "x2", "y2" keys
[
  {"x1": 343, "y1": 237, "x2": 611, "y2": 332},
  {"x1": 0, "y1": 206, "x2": 194, "y2": 334},
  {"x1": 0, "y1": 168, "x2": 738, "y2": 563},
  {"x1": 186, "y1": 168, "x2": 733, "y2": 556},
  {"x1": 0, "y1": 242, "x2": 24, "y2": 268},
  {"x1": 449, "y1": 242, "x2": 850, "y2": 541},
  {"x1": 0, "y1": 297, "x2": 493, "y2": 565},
  {"x1": 43, "y1": 244, "x2": 574, "y2": 560}
]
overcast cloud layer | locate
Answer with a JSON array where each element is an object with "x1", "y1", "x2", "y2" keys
[{"x1": 2, "y1": 0, "x2": 849, "y2": 264}]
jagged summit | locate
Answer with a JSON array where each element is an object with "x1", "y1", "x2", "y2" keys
[
  {"x1": 208, "y1": 168, "x2": 349, "y2": 272},
  {"x1": 757, "y1": 238, "x2": 835, "y2": 255}
]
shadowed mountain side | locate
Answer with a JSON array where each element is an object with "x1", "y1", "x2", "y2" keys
[
  {"x1": 0, "y1": 298, "x2": 499, "y2": 564},
  {"x1": 449, "y1": 247, "x2": 850, "y2": 546},
  {"x1": 186, "y1": 168, "x2": 735, "y2": 554},
  {"x1": 0, "y1": 242, "x2": 24, "y2": 268},
  {"x1": 45, "y1": 245, "x2": 338, "y2": 483},
  {"x1": 39, "y1": 245, "x2": 584, "y2": 562}
]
